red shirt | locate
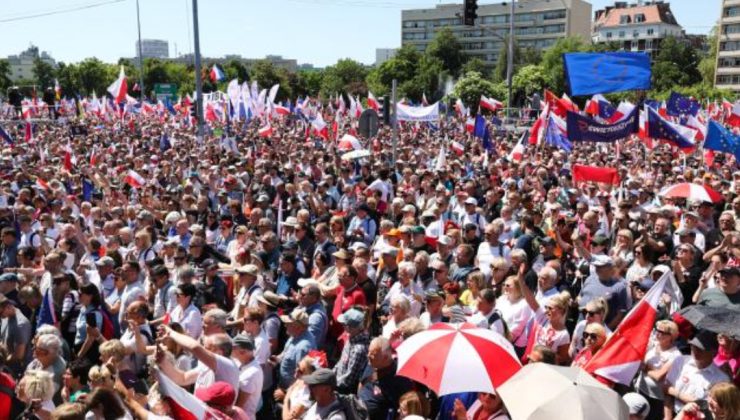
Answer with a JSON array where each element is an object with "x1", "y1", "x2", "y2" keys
[
  {"x1": 330, "y1": 284, "x2": 366, "y2": 338},
  {"x1": 0, "y1": 372, "x2": 15, "y2": 420}
]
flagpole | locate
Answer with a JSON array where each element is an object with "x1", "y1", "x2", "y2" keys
[
  {"x1": 135, "y1": 0, "x2": 145, "y2": 101},
  {"x1": 392, "y1": 79, "x2": 398, "y2": 165},
  {"x1": 191, "y1": 0, "x2": 205, "y2": 140}
]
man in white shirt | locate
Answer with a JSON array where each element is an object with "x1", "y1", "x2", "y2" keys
[
  {"x1": 157, "y1": 325, "x2": 240, "y2": 403},
  {"x1": 383, "y1": 261, "x2": 423, "y2": 317},
  {"x1": 665, "y1": 330, "x2": 730, "y2": 416},
  {"x1": 231, "y1": 264, "x2": 263, "y2": 320},
  {"x1": 232, "y1": 334, "x2": 263, "y2": 419},
  {"x1": 476, "y1": 220, "x2": 511, "y2": 279},
  {"x1": 118, "y1": 261, "x2": 146, "y2": 331},
  {"x1": 459, "y1": 197, "x2": 486, "y2": 237},
  {"x1": 467, "y1": 289, "x2": 506, "y2": 336}
]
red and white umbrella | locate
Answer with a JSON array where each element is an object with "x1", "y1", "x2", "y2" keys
[
  {"x1": 659, "y1": 182, "x2": 722, "y2": 203},
  {"x1": 396, "y1": 322, "x2": 521, "y2": 395},
  {"x1": 337, "y1": 134, "x2": 362, "y2": 151}
]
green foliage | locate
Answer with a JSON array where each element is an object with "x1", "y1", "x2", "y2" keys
[
  {"x1": 320, "y1": 58, "x2": 368, "y2": 97},
  {"x1": 0, "y1": 59, "x2": 12, "y2": 92},
  {"x1": 426, "y1": 28, "x2": 466, "y2": 77},
  {"x1": 699, "y1": 26, "x2": 718, "y2": 86},
  {"x1": 462, "y1": 58, "x2": 488, "y2": 77},
  {"x1": 32, "y1": 58, "x2": 56, "y2": 89},
  {"x1": 224, "y1": 59, "x2": 249, "y2": 82},
  {"x1": 248, "y1": 60, "x2": 292, "y2": 101},
  {"x1": 512, "y1": 64, "x2": 551, "y2": 105},
  {"x1": 652, "y1": 36, "x2": 702, "y2": 92},
  {"x1": 652, "y1": 83, "x2": 734, "y2": 102},
  {"x1": 540, "y1": 36, "x2": 591, "y2": 94},
  {"x1": 452, "y1": 71, "x2": 502, "y2": 112},
  {"x1": 77, "y1": 58, "x2": 115, "y2": 96},
  {"x1": 366, "y1": 45, "x2": 421, "y2": 96}
]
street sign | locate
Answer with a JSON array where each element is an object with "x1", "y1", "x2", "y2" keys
[
  {"x1": 359, "y1": 109, "x2": 379, "y2": 139},
  {"x1": 154, "y1": 83, "x2": 178, "y2": 101}
]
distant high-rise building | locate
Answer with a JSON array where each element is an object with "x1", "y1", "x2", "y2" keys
[
  {"x1": 7, "y1": 45, "x2": 56, "y2": 83},
  {"x1": 716, "y1": 0, "x2": 740, "y2": 93},
  {"x1": 137, "y1": 39, "x2": 169, "y2": 59},
  {"x1": 375, "y1": 48, "x2": 398, "y2": 66},
  {"x1": 592, "y1": 1, "x2": 685, "y2": 59},
  {"x1": 401, "y1": 0, "x2": 592, "y2": 66}
]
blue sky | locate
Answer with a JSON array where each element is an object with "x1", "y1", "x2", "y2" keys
[{"x1": 0, "y1": 0, "x2": 720, "y2": 67}]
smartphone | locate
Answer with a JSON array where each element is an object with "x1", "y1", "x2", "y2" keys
[{"x1": 85, "y1": 312, "x2": 97, "y2": 327}]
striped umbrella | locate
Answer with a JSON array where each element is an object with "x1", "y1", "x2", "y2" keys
[
  {"x1": 659, "y1": 182, "x2": 722, "y2": 203},
  {"x1": 396, "y1": 322, "x2": 521, "y2": 396}
]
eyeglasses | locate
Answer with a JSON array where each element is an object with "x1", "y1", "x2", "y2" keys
[
  {"x1": 655, "y1": 329, "x2": 671, "y2": 336},
  {"x1": 581, "y1": 310, "x2": 599, "y2": 317},
  {"x1": 582, "y1": 332, "x2": 599, "y2": 341}
]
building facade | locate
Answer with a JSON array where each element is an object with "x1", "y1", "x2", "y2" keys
[
  {"x1": 137, "y1": 39, "x2": 169, "y2": 59},
  {"x1": 716, "y1": 0, "x2": 740, "y2": 93},
  {"x1": 400, "y1": 0, "x2": 592, "y2": 66},
  {"x1": 592, "y1": 1, "x2": 684, "y2": 59},
  {"x1": 375, "y1": 48, "x2": 398, "y2": 66},
  {"x1": 7, "y1": 45, "x2": 56, "y2": 82}
]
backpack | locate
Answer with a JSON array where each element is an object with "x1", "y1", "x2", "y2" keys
[
  {"x1": 487, "y1": 310, "x2": 511, "y2": 342},
  {"x1": 331, "y1": 393, "x2": 369, "y2": 420},
  {"x1": 99, "y1": 308, "x2": 116, "y2": 340}
]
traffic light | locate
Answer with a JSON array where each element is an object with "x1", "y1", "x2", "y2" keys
[{"x1": 463, "y1": 0, "x2": 478, "y2": 26}]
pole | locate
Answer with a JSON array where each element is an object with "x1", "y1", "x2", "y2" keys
[
  {"x1": 135, "y1": 0, "x2": 145, "y2": 101},
  {"x1": 506, "y1": 0, "x2": 515, "y2": 124},
  {"x1": 192, "y1": 0, "x2": 205, "y2": 140},
  {"x1": 391, "y1": 79, "x2": 398, "y2": 165}
]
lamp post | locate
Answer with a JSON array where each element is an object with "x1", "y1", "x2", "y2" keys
[
  {"x1": 135, "y1": 0, "x2": 145, "y2": 101},
  {"x1": 192, "y1": 0, "x2": 204, "y2": 140}
]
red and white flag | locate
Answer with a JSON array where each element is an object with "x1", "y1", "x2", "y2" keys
[
  {"x1": 480, "y1": 95, "x2": 503, "y2": 113},
  {"x1": 367, "y1": 92, "x2": 379, "y2": 112},
  {"x1": 107, "y1": 66, "x2": 128, "y2": 103},
  {"x1": 451, "y1": 141, "x2": 465, "y2": 156},
  {"x1": 258, "y1": 123, "x2": 273, "y2": 138},
  {"x1": 311, "y1": 113, "x2": 329, "y2": 140},
  {"x1": 508, "y1": 132, "x2": 526, "y2": 162},
  {"x1": 584, "y1": 271, "x2": 670, "y2": 385},
  {"x1": 124, "y1": 170, "x2": 145, "y2": 189},
  {"x1": 63, "y1": 143, "x2": 76, "y2": 172},
  {"x1": 35, "y1": 178, "x2": 50, "y2": 191},
  {"x1": 155, "y1": 369, "x2": 228, "y2": 420}
]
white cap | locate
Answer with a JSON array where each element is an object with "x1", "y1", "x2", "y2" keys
[
  {"x1": 297, "y1": 278, "x2": 319, "y2": 288},
  {"x1": 464, "y1": 197, "x2": 478, "y2": 206}
]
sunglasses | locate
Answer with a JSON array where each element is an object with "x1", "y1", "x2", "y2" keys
[
  {"x1": 583, "y1": 332, "x2": 600, "y2": 341},
  {"x1": 655, "y1": 329, "x2": 671, "y2": 336},
  {"x1": 581, "y1": 310, "x2": 599, "y2": 317}
]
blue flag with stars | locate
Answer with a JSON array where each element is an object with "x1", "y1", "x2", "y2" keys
[
  {"x1": 646, "y1": 107, "x2": 695, "y2": 150},
  {"x1": 705, "y1": 120, "x2": 740, "y2": 160},
  {"x1": 0, "y1": 125, "x2": 13, "y2": 146},
  {"x1": 666, "y1": 92, "x2": 700, "y2": 117}
]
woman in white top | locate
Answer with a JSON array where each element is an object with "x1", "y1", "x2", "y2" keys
[
  {"x1": 625, "y1": 245, "x2": 653, "y2": 285},
  {"x1": 496, "y1": 275, "x2": 533, "y2": 353},
  {"x1": 634, "y1": 320, "x2": 682, "y2": 414},
  {"x1": 282, "y1": 355, "x2": 320, "y2": 420},
  {"x1": 169, "y1": 283, "x2": 203, "y2": 339},
  {"x1": 517, "y1": 263, "x2": 571, "y2": 365},
  {"x1": 568, "y1": 298, "x2": 612, "y2": 358}
]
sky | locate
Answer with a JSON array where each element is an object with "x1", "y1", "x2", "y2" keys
[{"x1": 0, "y1": 0, "x2": 721, "y2": 68}]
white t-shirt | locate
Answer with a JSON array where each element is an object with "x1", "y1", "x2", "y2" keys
[
  {"x1": 496, "y1": 297, "x2": 533, "y2": 347},
  {"x1": 533, "y1": 307, "x2": 570, "y2": 353},
  {"x1": 194, "y1": 354, "x2": 241, "y2": 402},
  {"x1": 476, "y1": 241, "x2": 511, "y2": 278},
  {"x1": 236, "y1": 359, "x2": 263, "y2": 419},
  {"x1": 170, "y1": 303, "x2": 203, "y2": 339},
  {"x1": 666, "y1": 355, "x2": 730, "y2": 412}
]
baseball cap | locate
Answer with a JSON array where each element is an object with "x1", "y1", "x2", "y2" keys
[
  {"x1": 233, "y1": 334, "x2": 255, "y2": 351},
  {"x1": 381, "y1": 245, "x2": 399, "y2": 257},
  {"x1": 337, "y1": 308, "x2": 365, "y2": 328},
  {"x1": 622, "y1": 393, "x2": 649, "y2": 420},
  {"x1": 591, "y1": 234, "x2": 609, "y2": 247},
  {"x1": 194, "y1": 382, "x2": 236, "y2": 407},
  {"x1": 437, "y1": 235, "x2": 452, "y2": 246},
  {"x1": 297, "y1": 278, "x2": 319, "y2": 288},
  {"x1": 95, "y1": 256, "x2": 115, "y2": 268},
  {"x1": 302, "y1": 368, "x2": 336, "y2": 387},
  {"x1": 332, "y1": 248, "x2": 352, "y2": 260},
  {"x1": 689, "y1": 330, "x2": 719, "y2": 352},
  {"x1": 631, "y1": 277, "x2": 655, "y2": 291},
  {"x1": 592, "y1": 255, "x2": 614, "y2": 268},
  {"x1": 0, "y1": 273, "x2": 19, "y2": 283},
  {"x1": 464, "y1": 197, "x2": 478, "y2": 206}
]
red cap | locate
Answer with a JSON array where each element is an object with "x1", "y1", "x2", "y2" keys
[{"x1": 194, "y1": 382, "x2": 235, "y2": 407}]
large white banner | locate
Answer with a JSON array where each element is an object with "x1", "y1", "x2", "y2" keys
[{"x1": 397, "y1": 102, "x2": 440, "y2": 122}]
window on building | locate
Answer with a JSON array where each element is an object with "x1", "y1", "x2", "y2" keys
[
  {"x1": 633, "y1": 30, "x2": 639, "y2": 38},
  {"x1": 723, "y1": 23, "x2": 740, "y2": 35},
  {"x1": 492, "y1": 15, "x2": 508, "y2": 24},
  {"x1": 724, "y1": 6, "x2": 740, "y2": 17},
  {"x1": 634, "y1": 14, "x2": 645, "y2": 23},
  {"x1": 620, "y1": 15, "x2": 631, "y2": 24},
  {"x1": 606, "y1": 32, "x2": 612, "y2": 38},
  {"x1": 647, "y1": 28, "x2": 654, "y2": 36},
  {"x1": 619, "y1": 31, "x2": 625, "y2": 38},
  {"x1": 543, "y1": 10, "x2": 566, "y2": 20}
]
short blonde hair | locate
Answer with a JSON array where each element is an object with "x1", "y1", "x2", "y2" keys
[
  {"x1": 99, "y1": 339, "x2": 126, "y2": 362},
  {"x1": 655, "y1": 320, "x2": 679, "y2": 340},
  {"x1": 584, "y1": 322, "x2": 607, "y2": 338},
  {"x1": 23, "y1": 370, "x2": 55, "y2": 402},
  {"x1": 549, "y1": 291, "x2": 572, "y2": 311}
]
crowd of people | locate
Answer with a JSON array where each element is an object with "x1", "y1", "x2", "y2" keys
[{"x1": 0, "y1": 101, "x2": 738, "y2": 420}]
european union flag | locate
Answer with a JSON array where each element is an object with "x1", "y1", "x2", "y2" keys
[
  {"x1": 159, "y1": 133, "x2": 171, "y2": 152},
  {"x1": 564, "y1": 52, "x2": 651, "y2": 96},
  {"x1": 705, "y1": 120, "x2": 740, "y2": 160},
  {"x1": 545, "y1": 116, "x2": 572, "y2": 152},
  {"x1": 666, "y1": 92, "x2": 700, "y2": 117},
  {"x1": 82, "y1": 178, "x2": 94, "y2": 202},
  {"x1": 647, "y1": 107, "x2": 695, "y2": 150},
  {"x1": 164, "y1": 98, "x2": 177, "y2": 116},
  {"x1": 0, "y1": 125, "x2": 13, "y2": 146},
  {"x1": 473, "y1": 115, "x2": 493, "y2": 151}
]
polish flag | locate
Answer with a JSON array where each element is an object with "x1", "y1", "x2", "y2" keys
[
  {"x1": 36, "y1": 178, "x2": 50, "y2": 191},
  {"x1": 354, "y1": 96, "x2": 364, "y2": 118},
  {"x1": 155, "y1": 369, "x2": 229, "y2": 420},
  {"x1": 685, "y1": 114, "x2": 707, "y2": 141},
  {"x1": 508, "y1": 132, "x2": 526, "y2": 162},
  {"x1": 455, "y1": 98, "x2": 469, "y2": 117},
  {"x1": 584, "y1": 271, "x2": 670, "y2": 385},
  {"x1": 480, "y1": 95, "x2": 503, "y2": 112},
  {"x1": 274, "y1": 104, "x2": 291, "y2": 116},
  {"x1": 24, "y1": 122, "x2": 33, "y2": 142},
  {"x1": 451, "y1": 141, "x2": 465, "y2": 156},
  {"x1": 311, "y1": 113, "x2": 329, "y2": 140},
  {"x1": 90, "y1": 146, "x2": 98, "y2": 166},
  {"x1": 338, "y1": 134, "x2": 362, "y2": 151},
  {"x1": 608, "y1": 101, "x2": 635, "y2": 123},
  {"x1": 465, "y1": 118, "x2": 475, "y2": 133},
  {"x1": 63, "y1": 144, "x2": 75, "y2": 172},
  {"x1": 106, "y1": 66, "x2": 128, "y2": 103},
  {"x1": 367, "y1": 92, "x2": 379, "y2": 112},
  {"x1": 258, "y1": 123, "x2": 273, "y2": 138},
  {"x1": 124, "y1": 170, "x2": 146, "y2": 189},
  {"x1": 727, "y1": 101, "x2": 740, "y2": 128}
]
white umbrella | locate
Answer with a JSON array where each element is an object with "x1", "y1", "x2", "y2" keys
[
  {"x1": 341, "y1": 149, "x2": 371, "y2": 160},
  {"x1": 497, "y1": 364, "x2": 628, "y2": 420}
]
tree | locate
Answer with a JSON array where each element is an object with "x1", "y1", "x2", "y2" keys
[
  {"x1": 426, "y1": 28, "x2": 466, "y2": 77},
  {"x1": 32, "y1": 58, "x2": 56, "y2": 89},
  {"x1": 494, "y1": 40, "x2": 544, "y2": 83},
  {"x1": 249, "y1": 60, "x2": 292, "y2": 100},
  {"x1": 699, "y1": 26, "x2": 718, "y2": 86},
  {"x1": 56, "y1": 62, "x2": 80, "y2": 97},
  {"x1": 321, "y1": 58, "x2": 368, "y2": 96},
  {"x1": 452, "y1": 71, "x2": 503, "y2": 112},
  {"x1": 0, "y1": 59, "x2": 11, "y2": 93},
  {"x1": 512, "y1": 64, "x2": 552, "y2": 105},
  {"x1": 540, "y1": 36, "x2": 590, "y2": 94},
  {"x1": 76, "y1": 58, "x2": 113, "y2": 96},
  {"x1": 224, "y1": 59, "x2": 249, "y2": 82},
  {"x1": 652, "y1": 36, "x2": 701, "y2": 92},
  {"x1": 366, "y1": 45, "x2": 421, "y2": 96},
  {"x1": 461, "y1": 58, "x2": 488, "y2": 77}
]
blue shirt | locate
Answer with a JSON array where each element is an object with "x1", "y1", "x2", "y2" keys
[
  {"x1": 275, "y1": 270, "x2": 300, "y2": 297},
  {"x1": 279, "y1": 330, "x2": 316, "y2": 389},
  {"x1": 305, "y1": 303, "x2": 328, "y2": 349},
  {"x1": 74, "y1": 306, "x2": 103, "y2": 345}
]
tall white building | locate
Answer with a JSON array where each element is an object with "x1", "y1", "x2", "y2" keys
[
  {"x1": 7, "y1": 45, "x2": 56, "y2": 82},
  {"x1": 592, "y1": 1, "x2": 684, "y2": 59},
  {"x1": 716, "y1": 0, "x2": 740, "y2": 93},
  {"x1": 137, "y1": 39, "x2": 169, "y2": 59},
  {"x1": 376, "y1": 48, "x2": 398, "y2": 66},
  {"x1": 401, "y1": 0, "x2": 592, "y2": 66}
]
